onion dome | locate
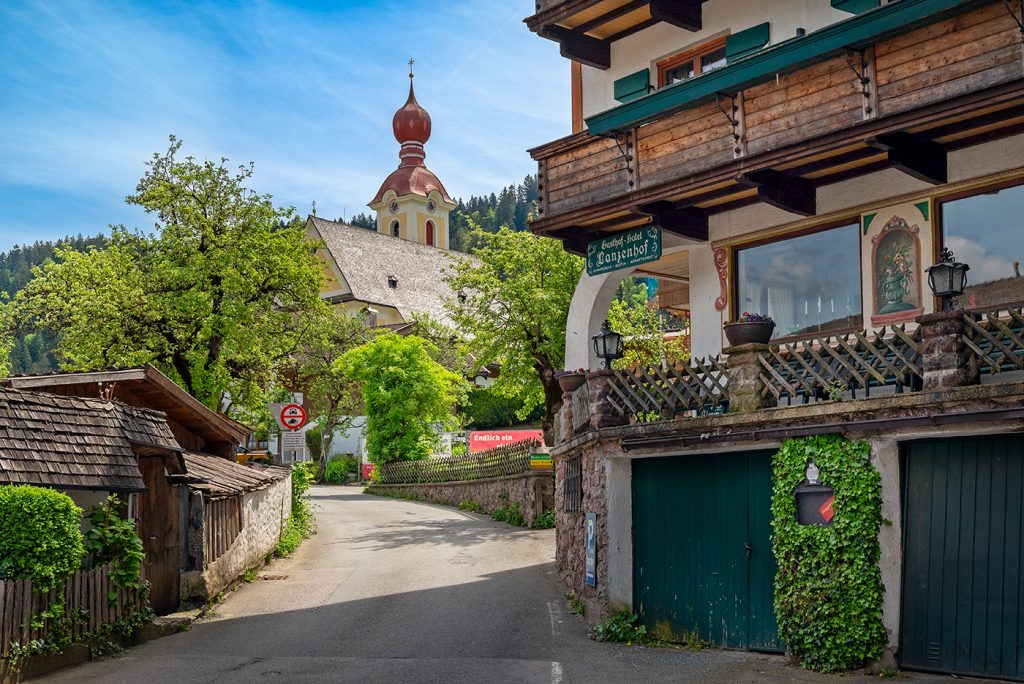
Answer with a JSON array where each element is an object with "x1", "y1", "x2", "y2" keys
[{"x1": 392, "y1": 74, "x2": 431, "y2": 167}]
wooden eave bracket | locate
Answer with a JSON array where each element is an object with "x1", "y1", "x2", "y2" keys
[
  {"x1": 867, "y1": 131, "x2": 947, "y2": 184},
  {"x1": 540, "y1": 25, "x2": 610, "y2": 70},
  {"x1": 635, "y1": 201, "x2": 708, "y2": 241},
  {"x1": 649, "y1": 0, "x2": 702, "y2": 32},
  {"x1": 736, "y1": 169, "x2": 816, "y2": 216}
]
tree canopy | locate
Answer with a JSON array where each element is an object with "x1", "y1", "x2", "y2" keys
[
  {"x1": 5, "y1": 137, "x2": 327, "y2": 412},
  {"x1": 337, "y1": 333, "x2": 466, "y2": 464},
  {"x1": 445, "y1": 226, "x2": 583, "y2": 444}
]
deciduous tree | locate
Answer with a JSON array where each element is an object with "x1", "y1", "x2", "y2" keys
[{"x1": 445, "y1": 227, "x2": 583, "y2": 445}]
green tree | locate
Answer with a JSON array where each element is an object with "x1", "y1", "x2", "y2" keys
[
  {"x1": 338, "y1": 333, "x2": 466, "y2": 464},
  {"x1": 6, "y1": 137, "x2": 327, "y2": 412},
  {"x1": 296, "y1": 309, "x2": 377, "y2": 479},
  {"x1": 446, "y1": 227, "x2": 583, "y2": 444},
  {"x1": 607, "y1": 284, "x2": 690, "y2": 370}
]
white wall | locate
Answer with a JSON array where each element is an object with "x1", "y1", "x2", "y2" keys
[{"x1": 582, "y1": 0, "x2": 852, "y2": 118}]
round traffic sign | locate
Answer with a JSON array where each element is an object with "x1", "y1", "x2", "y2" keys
[{"x1": 280, "y1": 403, "x2": 307, "y2": 430}]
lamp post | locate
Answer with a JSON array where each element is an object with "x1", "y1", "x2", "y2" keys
[
  {"x1": 926, "y1": 247, "x2": 970, "y2": 312},
  {"x1": 592, "y1": 319, "x2": 624, "y2": 370}
]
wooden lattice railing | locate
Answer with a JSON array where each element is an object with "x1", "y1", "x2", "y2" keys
[
  {"x1": 571, "y1": 384, "x2": 591, "y2": 431},
  {"x1": 376, "y1": 439, "x2": 540, "y2": 484},
  {"x1": 606, "y1": 355, "x2": 729, "y2": 421},
  {"x1": 964, "y1": 305, "x2": 1024, "y2": 375},
  {"x1": 758, "y1": 324, "x2": 923, "y2": 404}
]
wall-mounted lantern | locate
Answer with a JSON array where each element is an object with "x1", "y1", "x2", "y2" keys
[
  {"x1": 926, "y1": 247, "x2": 970, "y2": 312},
  {"x1": 592, "y1": 320, "x2": 623, "y2": 370}
]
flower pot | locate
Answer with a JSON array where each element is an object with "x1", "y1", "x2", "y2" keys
[
  {"x1": 723, "y1": 321, "x2": 775, "y2": 346},
  {"x1": 556, "y1": 373, "x2": 587, "y2": 393}
]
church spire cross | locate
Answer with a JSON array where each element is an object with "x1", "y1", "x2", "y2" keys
[{"x1": 408, "y1": 57, "x2": 415, "y2": 78}]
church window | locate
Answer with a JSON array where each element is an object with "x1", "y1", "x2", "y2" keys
[
  {"x1": 426, "y1": 221, "x2": 435, "y2": 246},
  {"x1": 391, "y1": 220, "x2": 400, "y2": 238}
]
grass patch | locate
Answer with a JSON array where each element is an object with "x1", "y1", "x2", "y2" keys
[
  {"x1": 458, "y1": 498, "x2": 483, "y2": 512},
  {"x1": 565, "y1": 591, "x2": 585, "y2": 617}
]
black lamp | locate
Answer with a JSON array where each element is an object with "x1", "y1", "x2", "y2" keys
[
  {"x1": 592, "y1": 319, "x2": 623, "y2": 370},
  {"x1": 926, "y1": 247, "x2": 970, "y2": 312}
]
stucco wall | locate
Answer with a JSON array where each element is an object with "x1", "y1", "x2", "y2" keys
[
  {"x1": 181, "y1": 475, "x2": 291, "y2": 601},
  {"x1": 366, "y1": 471, "x2": 554, "y2": 527},
  {"x1": 582, "y1": 0, "x2": 851, "y2": 118}
]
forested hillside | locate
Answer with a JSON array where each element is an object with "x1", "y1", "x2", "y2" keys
[
  {"x1": 2, "y1": 235, "x2": 107, "y2": 374},
  {"x1": 341, "y1": 175, "x2": 539, "y2": 251}
]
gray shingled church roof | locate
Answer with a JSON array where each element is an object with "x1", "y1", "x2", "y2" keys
[
  {"x1": 309, "y1": 216, "x2": 474, "y2": 325},
  {"x1": 0, "y1": 388, "x2": 182, "y2": 492}
]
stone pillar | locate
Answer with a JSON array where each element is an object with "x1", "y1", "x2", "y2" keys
[
  {"x1": 916, "y1": 310, "x2": 979, "y2": 390},
  {"x1": 557, "y1": 392, "x2": 575, "y2": 445},
  {"x1": 725, "y1": 343, "x2": 775, "y2": 412},
  {"x1": 586, "y1": 370, "x2": 629, "y2": 430}
]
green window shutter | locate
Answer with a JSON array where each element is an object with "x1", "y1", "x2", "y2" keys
[
  {"x1": 832, "y1": 0, "x2": 881, "y2": 14},
  {"x1": 725, "y1": 22, "x2": 770, "y2": 63},
  {"x1": 613, "y1": 68, "x2": 650, "y2": 104}
]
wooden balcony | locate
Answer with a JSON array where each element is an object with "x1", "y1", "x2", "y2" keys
[{"x1": 529, "y1": 1, "x2": 1024, "y2": 249}]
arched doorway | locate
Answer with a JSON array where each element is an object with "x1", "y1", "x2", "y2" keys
[
  {"x1": 426, "y1": 220, "x2": 435, "y2": 246},
  {"x1": 391, "y1": 220, "x2": 400, "y2": 238}
]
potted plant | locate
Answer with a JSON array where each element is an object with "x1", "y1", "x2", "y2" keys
[
  {"x1": 555, "y1": 368, "x2": 588, "y2": 393},
  {"x1": 723, "y1": 312, "x2": 776, "y2": 346}
]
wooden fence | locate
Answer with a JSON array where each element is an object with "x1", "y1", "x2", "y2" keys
[
  {"x1": 965, "y1": 305, "x2": 1024, "y2": 375},
  {"x1": 205, "y1": 496, "x2": 242, "y2": 563},
  {"x1": 376, "y1": 440, "x2": 539, "y2": 484},
  {"x1": 605, "y1": 355, "x2": 729, "y2": 420},
  {"x1": 0, "y1": 563, "x2": 145, "y2": 656}
]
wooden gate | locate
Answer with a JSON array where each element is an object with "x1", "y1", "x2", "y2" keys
[
  {"x1": 901, "y1": 436, "x2": 1024, "y2": 680},
  {"x1": 632, "y1": 450, "x2": 782, "y2": 651}
]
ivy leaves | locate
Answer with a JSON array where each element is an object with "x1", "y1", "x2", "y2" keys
[{"x1": 771, "y1": 435, "x2": 886, "y2": 672}]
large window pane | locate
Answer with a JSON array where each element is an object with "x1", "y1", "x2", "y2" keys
[
  {"x1": 737, "y1": 225, "x2": 862, "y2": 339},
  {"x1": 941, "y1": 182, "x2": 1024, "y2": 308}
]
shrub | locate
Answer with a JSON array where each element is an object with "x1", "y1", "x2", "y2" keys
[
  {"x1": 460, "y1": 388, "x2": 540, "y2": 429},
  {"x1": 772, "y1": 435, "x2": 886, "y2": 672},
  {"x1": 531, "y1": 509, "x2": 556, "y2": 529},
  {"x1": 594, "y1": 609, "x2": 647, "y2": 644},
  {"x1": 322, "y1": 455, "x2": 358, "y2": 484},
  {"x1": 458, "y1": 498, "x2": 482, "y2": 512},
  {"x1": 0, "y1": 485, "x2": 85, "y2": 591},
  {"x1": 490, "y1": 491, "x2": 525, "y2": 526},
  {"x1": 83, "y1": 494, "x2": 145, "y2": 591},
  {"x1": 276, "y1": 463, "x2": 316, "y2": 557}
]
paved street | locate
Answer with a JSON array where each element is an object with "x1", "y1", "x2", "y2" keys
[{"x1": 42, "y1": 486, "x2": 991, "y2": 683}]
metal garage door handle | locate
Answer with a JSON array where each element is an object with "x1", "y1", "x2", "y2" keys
[{"x1": 744, "y1": 540, "x2": 753, "y2": 560}]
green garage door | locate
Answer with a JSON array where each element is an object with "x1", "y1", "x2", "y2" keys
[
  {"x1": 633, "y1": 451, "x2": 782, "y2": 651},
  {"x1": 902, "y1": 436, "x2": 1024, "y2": 680}
]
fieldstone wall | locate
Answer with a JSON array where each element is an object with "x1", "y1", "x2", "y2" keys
[
  {"x1": 181, "y1": 475, "x2": 291, "y2": 601},
  {"x1": 366, "y1": 470, "x2": 553, "y2": 526},
  {"x1": 555, "y1": 441, "x2": 610, "y2": 624}
]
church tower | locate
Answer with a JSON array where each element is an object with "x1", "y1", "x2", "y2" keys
[{"x1": 368, "y1": 64, "x2": 456, "y2": 250}]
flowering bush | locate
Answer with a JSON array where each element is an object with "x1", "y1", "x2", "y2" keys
[
  {"x1": 728, "y1": 312, "x2": 775, "y2": 325},
  {"x1": 554, "y1": 368, "x2": 588, "y2": 377}
]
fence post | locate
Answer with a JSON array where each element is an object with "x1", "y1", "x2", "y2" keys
[
  {"x1": 586, "y1": 370, "x2": 629, "y2": 430},
  {"x1": 916, "y1": 310, "x2": 980, "y2": 390},
  {"x1": 725, "y1": 343, "x2": 775, "y2": 412}
]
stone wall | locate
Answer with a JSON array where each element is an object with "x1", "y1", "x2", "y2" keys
[
  {"x1": 366, "y1": 470, "x2": 553, "y2": 527},
  {"x1": 181, "y1": 475, "x2": 291, "y2": 601}
]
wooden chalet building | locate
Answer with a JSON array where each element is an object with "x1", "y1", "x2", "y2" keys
[
  {"x1": 527, "y1": 0, "x2": 1024, "y2": 679},
  {"x1": 5, "y1": 365, "x2": 291, "y2": 612}
]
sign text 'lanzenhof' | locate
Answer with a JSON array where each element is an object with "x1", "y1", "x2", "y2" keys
[{"x1": 585, "y1": 226, "x2": 662, "y2": 277}]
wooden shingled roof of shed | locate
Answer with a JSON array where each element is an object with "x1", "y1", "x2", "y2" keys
[
  {"x1": 181, "y1": 452, "x2": 290, "y2": 500},
  {"x1": 0, "y1": 388, "x2": 182, "y2": 492}
]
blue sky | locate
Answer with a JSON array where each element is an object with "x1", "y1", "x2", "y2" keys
[{"x1": 0, "y1": 1, "x2": 569, "y2": 251}]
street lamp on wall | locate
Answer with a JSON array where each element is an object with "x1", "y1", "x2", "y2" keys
[
  {"x1": 926, "y1": 247, "x2": 970, "y2": 312},
  {"x1": 592, "y1": 319, "x2": 624, "y2": 370}
]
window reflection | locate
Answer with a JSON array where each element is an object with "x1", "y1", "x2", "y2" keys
[
  {"x1": 737, "y1": 225, "x2": 862, "y2": 339},
  {"x1": 941, "y1": 183, "x2": 1024, "y2": 309}
]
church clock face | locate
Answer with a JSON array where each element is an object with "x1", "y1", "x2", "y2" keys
[
  {"x1": 389, "y1": 200, "x2": 400, "y2": 215},
  {"x1": 427, "y1": 199, "x2": 436, "y2": 213}
]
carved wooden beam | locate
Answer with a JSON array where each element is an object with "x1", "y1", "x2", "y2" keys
[
  {"x1": 634, "y1": 201, "x2": 708, "y2": 241},
  {"x1": 867, "y1": 131, "x2": 947, "y2": 185},
  {"x1": 736, "y1": 169, "x2": 816, "y2": 216},
  {"x1": 649, "y1": 0, "x2": 702, "y2": 32},
  {"x1": 540, "y1": 25, "x2": 610, "y2": 70}
]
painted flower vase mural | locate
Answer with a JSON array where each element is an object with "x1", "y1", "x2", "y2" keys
[{"x1": 871, "y1": 216, "x2": 923, "y2": 325}]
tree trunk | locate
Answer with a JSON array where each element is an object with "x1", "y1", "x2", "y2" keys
[{"x1": 540, "y1": 367, "x2": 563, "y2": 447}]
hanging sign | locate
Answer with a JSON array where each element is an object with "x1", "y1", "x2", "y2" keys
[
  {"x1": 585, "y1": 226, "x2": 662, "y2": 277},
  {"x1": 279, "y1": 403, "x2": 307, "y2": 431},
  {"x1": 281, "y1": 431, "x2": 305, "y2": 452},
  {"x1": 584, "y1": 512, "x2": 597, "y2": 587}
]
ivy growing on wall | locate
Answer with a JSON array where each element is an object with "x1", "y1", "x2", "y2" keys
[{"x1": 771, "y1": 434, "x2": 886, "y2": 673}]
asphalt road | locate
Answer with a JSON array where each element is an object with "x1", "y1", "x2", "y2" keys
[{"x1": 40, "y1": 486, "x2": 995, "y2": 684}]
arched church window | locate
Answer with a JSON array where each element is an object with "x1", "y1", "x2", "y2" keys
[
  {"x1": 391, "y1": 220, "x2": 400, "y2": 238},
  {"x1": 426, "y1": 221, "x2": 435, "y2": 246}
]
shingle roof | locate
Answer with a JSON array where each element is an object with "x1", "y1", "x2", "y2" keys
[
  {"x1": 309, "y1": 216, "x2": 474, "y2": 325},
  {"x1": 181, "y1": 452, "x2": 290, "y2": 500},
  {"x1": 0, "y1": 388, "x2": 182, "y2": 492}
]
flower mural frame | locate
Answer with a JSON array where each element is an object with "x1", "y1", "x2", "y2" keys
[{"x1": 870, "y1": 215, "x2": 924, "y2": 325}]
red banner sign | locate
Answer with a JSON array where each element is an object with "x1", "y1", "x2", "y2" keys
[
  {"x1": 818, "y1": 495, "x2": 836, "y2": 523},
  {"x1": 468, "y1": 430, "x2": 544, "y2": 453}
]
